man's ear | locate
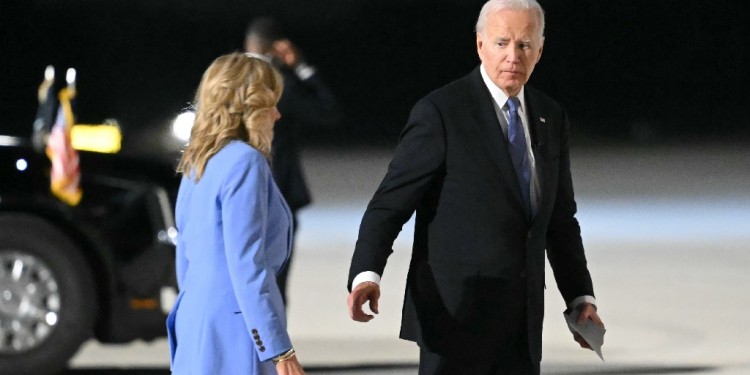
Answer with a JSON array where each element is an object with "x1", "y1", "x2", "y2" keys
[{"x1": 476, "y1": 32, "x2": 484, "y2": 56}]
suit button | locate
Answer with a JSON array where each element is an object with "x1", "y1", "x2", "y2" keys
[
  {"x1": 253, "y1": 335, "x2": 260, "y2": 340},
  {"x1": 252, "y1": 329, "x2": 258, "y2": 335},
  {"x1": 256, "y1": 340, "x2": 263, "y2": 346},
  {"x1": 259, "y1": 346, "x2": 266, "y2": 352},
  {"x1": 527, "y1": 232, "x2": 532, "y2": 240},
  {"x1": 520, "y1": 271, "x2": 527, "y2": 279}
]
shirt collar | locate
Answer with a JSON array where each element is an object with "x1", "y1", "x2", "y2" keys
[{"x1": 480, "y1": 64, "x2": 526, "y2": 114}]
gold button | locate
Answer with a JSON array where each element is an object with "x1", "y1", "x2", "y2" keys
[{"x1": 259, "y1": 346, "x2": 266, "y2": 352}]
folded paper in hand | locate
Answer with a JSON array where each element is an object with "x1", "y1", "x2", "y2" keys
[{"x1": 564, "y1": 309, "x2": 606, "y2": 361}]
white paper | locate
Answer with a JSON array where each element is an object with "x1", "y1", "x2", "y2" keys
[{"x1": 564, "y1": 309, "x2": 606, "y2": 361}]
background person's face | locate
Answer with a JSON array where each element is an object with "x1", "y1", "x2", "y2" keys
[{"x1": 477, "y1": 9, "x2": 544, "y2": 97}]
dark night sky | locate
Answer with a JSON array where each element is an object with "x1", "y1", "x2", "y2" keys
[{"x1": 2, "y1": 0, "x2": 749, "y2": 146}]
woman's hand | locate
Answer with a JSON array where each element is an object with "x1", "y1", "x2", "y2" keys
[{"x1": 275, "y1": 356, "x2": 306, "y2": 375}]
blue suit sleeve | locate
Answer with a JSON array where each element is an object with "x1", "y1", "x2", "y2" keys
[
  {"x1": 220, "y1": 151, "x2": 292, "y2": 361},
  {"x1": 175, "y1": 181, "x2": 190, "y2": 291},
  {"x1": 175, "y1": 241, "x2": 188, "y2": 290}
]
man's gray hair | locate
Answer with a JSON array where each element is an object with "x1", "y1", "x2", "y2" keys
[{"x1": 475, "y1": 0, "x2": 545, "y2": 41}]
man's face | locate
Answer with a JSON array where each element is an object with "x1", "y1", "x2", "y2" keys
[{"x1": 477, "y1": 9, "x2": 544, "y2": 97}]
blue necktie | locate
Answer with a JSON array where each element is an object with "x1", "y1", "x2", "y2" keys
[{"x1": 506, "y1": 97, "x2": 532, "y2": 216}]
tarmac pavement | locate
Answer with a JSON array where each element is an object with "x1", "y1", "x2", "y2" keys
[{"x1": 68, "y1": 143, "x2": 750, "y2": 374}]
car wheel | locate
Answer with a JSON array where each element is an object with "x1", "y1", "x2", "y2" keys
[{"x1": 0, "y1": 213, "x2": 97, "y2": 375}]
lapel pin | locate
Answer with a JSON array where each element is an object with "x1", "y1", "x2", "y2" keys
[{"x1": 539, "y1": 117, "x2": 546, "y2": 123}]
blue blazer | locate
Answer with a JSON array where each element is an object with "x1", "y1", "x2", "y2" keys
[{"x1": 168, "y1": 140, "x2": 293, "y2": 374}]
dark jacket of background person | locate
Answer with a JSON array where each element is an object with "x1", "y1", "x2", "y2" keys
[
  {"x1": 272, "y1": 66, "x2": 341, "y2": 213},
  {"x1": 348, "y1": 67, "x2": 595, "y2": 372},
  {"x1": 270, "y1": 60, "x2": 341, "y2": 306}
]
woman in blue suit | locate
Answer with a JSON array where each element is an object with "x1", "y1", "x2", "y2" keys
[{"x1": 169, "y1": 53, "x2": 306, "y2": 375}]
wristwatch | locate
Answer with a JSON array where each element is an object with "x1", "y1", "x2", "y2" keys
[{"x1": 294, "y1": 63, "x2": 316, "y2": 80}]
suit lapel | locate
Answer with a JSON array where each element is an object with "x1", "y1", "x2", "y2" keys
[
  {"x1": 467, "y1": 68, "x2": 526, "y2": 214},
  {"x1": 524, "y1": 87, "x2": 550, "y2": 222}
]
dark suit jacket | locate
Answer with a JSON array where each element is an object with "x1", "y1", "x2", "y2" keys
[
  {"x1": 272, "y1": 67, "x2": 341, "y2": 212},
  {"x1": 348, "y1": 66, "x2": 594, "y2": 366}
]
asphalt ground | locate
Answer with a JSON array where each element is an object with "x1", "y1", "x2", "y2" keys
[
  {"x1": 59, "y1": 364, "x2": 733, "y2": 375},
  {"x1": 68, "y1": 143, "x2": 750, "y2": 374}
]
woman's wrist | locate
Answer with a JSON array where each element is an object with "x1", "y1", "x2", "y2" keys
[{"x1": 272, "y1": 348, "x2": 296, "y2": 365}]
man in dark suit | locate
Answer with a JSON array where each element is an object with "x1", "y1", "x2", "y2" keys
[
  {"x1": 346, "y1": 1, "x2": 604, "y2": 374},
  {"x1": 246, "y1": 18, "x2": 342, "y2": 304}
]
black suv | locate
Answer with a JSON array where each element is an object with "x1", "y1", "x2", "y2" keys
[{"x1": 0, "y1": 134, "x2": 180, "y2": 374}]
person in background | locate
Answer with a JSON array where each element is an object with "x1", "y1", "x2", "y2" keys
[
  {"x1": 245, "y1": 17, "x2": 342, "y2": 305},
  {"x1": 169, "y1": 53, "x2": 306, "y2": 375},
  {"x1": 346, "y1": 0, "x2": 604, "y2": 374}
]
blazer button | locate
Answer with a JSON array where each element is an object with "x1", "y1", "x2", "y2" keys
[
  {"x1": 259, "y1": 346, "x2": 266, "y2": 352},
  {"x1": 253, "y1": 335, "x2": 260, "y2": 340},
  {"x1": 252, "y1": 329, "x2": 258, "y2": 335},
  {"x1": 520, "y1": 271, "x2": 527, "y2": 279},
  {"x1": 256, "y1": 340, "x2": 263, "y2": 346}
]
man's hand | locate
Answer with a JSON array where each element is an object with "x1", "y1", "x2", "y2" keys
[
  {"x1": 347, "y1": 281, "x2": 380, "y2": 322},
  {"x1": 272, "y1": 39, "x2": 303, "y2": 68},
  {"x1": 573, "y1": 302, "x2": 605, "y2": 350}
]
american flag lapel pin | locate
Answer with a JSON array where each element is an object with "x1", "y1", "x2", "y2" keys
[{"x1": 539, "y1": 117, "x2": 546, "y2": 123}]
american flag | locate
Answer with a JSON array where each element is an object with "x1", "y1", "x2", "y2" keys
[{"x1": 46, "y1": 87, "x2": 82, "y2": 206}]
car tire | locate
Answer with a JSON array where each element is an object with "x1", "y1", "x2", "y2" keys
[{"x1": 0, "y1": 213, "x2": 97, "y2": 375}]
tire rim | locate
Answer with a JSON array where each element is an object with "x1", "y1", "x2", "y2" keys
[{"x1": 0, "y1": 250, "x2": 61, "y2": 354}]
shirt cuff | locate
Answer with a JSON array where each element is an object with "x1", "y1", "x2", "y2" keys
[
  {"x1": 568, "y1": 295, "x2": 597, "y2": 310},
  {"x1": 294, "y1": 63, "x2": 317, "y2": 81},
  {"x1": 352, "y1": 271, "x2": 381, "y2": 288}
]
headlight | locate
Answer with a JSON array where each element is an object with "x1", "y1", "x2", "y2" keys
[{"x1": 172, "y1": 111, "x2": 195, "y2": 143}]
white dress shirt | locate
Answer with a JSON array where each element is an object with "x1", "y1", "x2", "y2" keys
[{"x1": 353, "y1": 65, "x2": 596, "y2": 310}]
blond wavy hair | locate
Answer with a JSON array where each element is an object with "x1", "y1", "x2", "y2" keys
[{"x1": 177, "y1": 52, "x2": 283, "y2": 181}]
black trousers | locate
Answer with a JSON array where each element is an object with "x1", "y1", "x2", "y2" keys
[{"x1": 417, "y1": 327, "x2": 539, "y2": 375}]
